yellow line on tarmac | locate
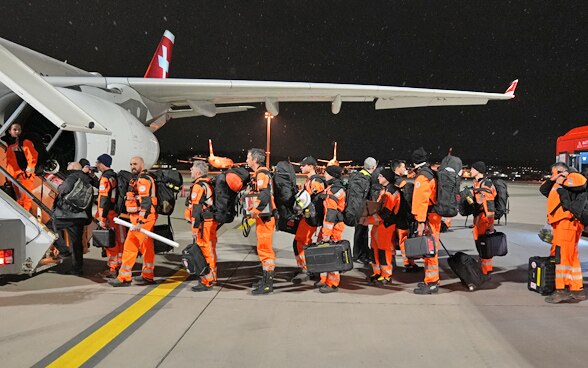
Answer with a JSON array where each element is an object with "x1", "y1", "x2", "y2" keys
[{"x1": 47, "y1": 269, "x2": 189, "y2": 368}]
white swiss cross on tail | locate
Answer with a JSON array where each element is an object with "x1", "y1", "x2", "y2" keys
[{"x1": 144, "y1": 30, "x2": 175, "y2": 79}]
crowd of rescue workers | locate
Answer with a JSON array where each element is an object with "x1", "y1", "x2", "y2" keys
[{"x1": 2, "y1": 121, "x2": 586, "y2": 303}]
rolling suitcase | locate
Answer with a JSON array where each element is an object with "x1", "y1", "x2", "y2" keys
[
  {"x1": 404, "y1": 234, "x2": 436, "y2": 259},
  {"x1": 181, "y1": 243, "x2": 210, "y2": 276},
  {"x1": 92, "y1": 229, "x2": 115, "y2": 248},
  {"x1": 475, "y1": 232, "x2": 508, "y2": 258},
  {"x1": 153, "y1": 216, "x2": 174, "y2": 254},
  {"x1": 304, "y1": 240, "x2": 353, "y2": 273},
  {"x1": 440, "y1": 240, "x2": 486, "y2": 291},
  {"x1": 528, "y1": 256, "x2": 555, "y2": 295}
]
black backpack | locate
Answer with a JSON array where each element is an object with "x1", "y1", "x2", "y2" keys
[
  {"x1": 305, "y1": 175, "x2": 327, "y2": 227},
  {"x1": 115, "y1": 170, "x2": 134, "y2": 214},
  {"x1": 273, "y1": 161, "x2": 300, "y2": 232},
  {"x1": 150, "y1": 169, "x2": 184, "y2": 216},
  {"x1": 458, "y1": 186, "x2": 476, "y2": 217},
  {"x1": 396, "y1": 181, "x2": 415, "y2": 230},
  {"x1": 343, "y1": 170, "x2": 371, "y2": 226},
  {"x1": 62, "y1": 177, "x2": 93, "y2": 212},
  {"x1": 433, "y1": 155, "x2": 462, "y2": 217},
  {"x1": 212, "y1": 171, "x2": 239, "y2": 225},
  {"x1": 370, "y1": 167, "x2": 383, "y2": 201},
  {"x1": 491, "y1": 178, "x2": 510, "y2": 222},
  {"x1": 557, "y1": 181, "x2": 588, "y2": 226}
]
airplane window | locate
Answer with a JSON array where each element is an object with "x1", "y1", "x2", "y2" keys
[{"x1": 110, "y1": 139, "x2": 116, "y2": 156}]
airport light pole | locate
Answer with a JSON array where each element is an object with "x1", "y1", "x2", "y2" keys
[{"x1": 265, "y1": 112, "x2": 274, "y2": 167}]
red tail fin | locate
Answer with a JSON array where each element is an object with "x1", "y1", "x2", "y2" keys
[
  {"x1": 144, "y1": 30, "x2": 175, "y2": 78},
  {"x1": 504, "y1": 79, "x2": 518, "y2": 96}
]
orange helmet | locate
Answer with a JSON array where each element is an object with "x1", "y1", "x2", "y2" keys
[{"x1": 226, "y1": 172, "x2": 244, "y2": 192}]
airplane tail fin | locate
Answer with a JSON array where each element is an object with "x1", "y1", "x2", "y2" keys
[
  {"x1": 504, "y1": 79, "x2": 518, "y2": 97},
  {"x1": 333, "y1": 142, "x2": 338, "y2": 160},
  {"x1": 209, "y1": 139, "x2": 214, "y2": 156},
  {"x1": 144, "y1": 30, "x2": 175, "y2": 78}
]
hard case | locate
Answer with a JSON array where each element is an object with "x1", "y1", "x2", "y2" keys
[
  {"x1": 304, "y1": 240, "x2": 353, "y2": 273},
  {"x1": 404, "y1": 234, "x2": 436, "y2": 259},
  {"x1": 528, "y1": 256, "x2": 555, "y2": 295},
  {"x1": 476, "y1": 232, "x2": 508, "y2": 258},
  {"x1": 92, "y1": 229, "x2": 115, "y2": 248}
]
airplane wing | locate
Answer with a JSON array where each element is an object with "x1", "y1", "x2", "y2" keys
[
  {"x1": 339, "y1": 160, "x2": 353, "y2": 164},
  {"x1": 126, "y1": 78, "x2": 517, "y2": 115},
  {"x1": 0, "y1": 41, "x2": 110, "y2": 135},
  {"x1": 317, "y1": 159, "x2": 330, "y2": 163}
]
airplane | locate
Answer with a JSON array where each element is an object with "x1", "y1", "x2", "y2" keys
[
  {"x1": 318, "y1": 141, "x2": 353, "y2": 167},
  {"x1": 0, "y1": 30, "x2": 517, "y2": 176},
  {"x1": 179, "y1": 139, "x2": 246, "y2": 170}
]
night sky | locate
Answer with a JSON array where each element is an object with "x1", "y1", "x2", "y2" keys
[{"x1": 1, "y1": 1, "x2": 586, "y2": 167}]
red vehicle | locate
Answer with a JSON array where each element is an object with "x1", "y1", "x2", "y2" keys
[{"x1": 556, "y1": 126, "x2": 588, "y2": 173}]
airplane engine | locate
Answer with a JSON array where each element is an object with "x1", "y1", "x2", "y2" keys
[{"x1": 56, "y1": 87, "x2": 160, "y2": 171}]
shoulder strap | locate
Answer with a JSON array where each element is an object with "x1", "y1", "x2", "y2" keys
[{"x1": 420, "y1": 167, "x2": 435, "y2": 181}]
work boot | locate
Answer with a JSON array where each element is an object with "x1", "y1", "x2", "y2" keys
[
  {"x1": 252, "y1": 270, "x2": 274, "y2": 295},
  {"x1": 368, "y1": 273, "x2": 380, "y2": 285},
  {"x1": 545, "y1": 289, "x2": 572, "y2": 303},
  {"x1": 96, "y1": 269, "x2": 118, "y2": 279},
  {"x1": 133, "y1": 276, "x2": 156, "y2": 285},
  {"x1": 108, "y1": 279, "x2": 131, "y2": 287},
  {"x1": 570, "y1": 290, "x2": 587, "y2": 301},
  {"x1": 191, "y1": 281, "x2": 212, "y2": 292},
  {"x1": 319, "y1": 285, "x2": 338, "y2": 293},
  {"x1": 314, "y1": 280, "x2": 326, "y2": 288},
  {"x1": 402, "y1": 264, "x2": 422, "y2": 273},
  {"x1": 413, "y1": 282, "x2": 439, "y2": 295},
  {"x1": 291, "y1": 270, "x2": 310, "y2": 284},
  {"x1": 377, "y1": 276, "x2": 392, "y2": 285}
]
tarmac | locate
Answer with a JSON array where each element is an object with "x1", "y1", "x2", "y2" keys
[{"x1": 1, "y1": 182, "x2": 588, "y2": 368}]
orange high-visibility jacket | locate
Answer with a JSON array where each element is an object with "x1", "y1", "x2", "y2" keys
[
  {"x1": 322, "y1": 179, "x2": 346, "y2": 237},
  {"x1": 250, "y1": 167, "x2": 275, "y2": 212},
  {"x1": 186, "y1": 177, "x2": 214, "y2": 227},
  {"x1": 377, "y1": 184, "x2": 401, "y2": 227},
  {"x1": 96, "y1": 169, "x2": 117, "y2": 222},
  {"x1": 304, "y1": 174, "x2": 326, "y2": 196},
  {"x1": 411, "y1": 167, "x2": 437, "y2": 223},
  {"x1": 473, "y1": 178, "x2": 497, "y2": 218},
  {"x1": 6, "y1": 139, "x2": 37, "y2": 177},
  {"x1": 126, "y1": 171, "x2": 157, "y2": 223}
]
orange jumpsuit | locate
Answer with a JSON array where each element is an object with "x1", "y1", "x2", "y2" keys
[
  {"x1": 371, "y1": 185, "x2": 401, "y2": 279},
  {"x1": 412, "y1": 167, "x2": 442, "y2": 285},
  {"x1": 472, "y1": 178, "x2": 497, "y2": 274},
  {"x1": 117, "y1": 172, "x2": 158, "y2": 282},
  {"x1": 186, "y1": 177, "x2": 218, "y2": 286},
  {"x1": 5, "y1": 139, "x2": 37, "y2": 211},
  {"x1": 293, "y1": 175, "x2": 325, "y2": 270},
  {"x1": 96, "y1": 169, "x2": 125, "y2": 272},
  {"x1": 250, "y1": 167, "x2": 276, "y2": 272},
  {"x1": 544, "y1": 176, "x2": 584, "y2": 292},
  {"x1": 320, "y1": 179, "x2": 346, "y2": 287}
]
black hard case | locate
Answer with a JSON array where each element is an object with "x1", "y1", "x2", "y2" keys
[
  {"x1": 476, "y1": 232, "x2": 508, "y2": 258},
  {"x1": 528, "y1": 256, "x2": 555, "y2": 295},
  {"x1": 153, "y1": 224, "x2": 174, "y2": 254},
  {"x1": 404, "y1": 235, "x2": 436, "y2": 259},
  {"x1": 92, "y1": 229, "x2": 115, "y2": 248},
  {"x1": 304, "y1": 240, "x2": 353, "y2": 273}
]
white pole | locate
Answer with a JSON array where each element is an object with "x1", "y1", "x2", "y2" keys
[{"x1": 113, "y1": 217, "x2": 179, "y2": 248}]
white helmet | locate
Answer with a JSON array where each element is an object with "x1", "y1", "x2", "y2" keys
[{"x1": 293, "y1": 190, "x2": 311, "y2": 211}]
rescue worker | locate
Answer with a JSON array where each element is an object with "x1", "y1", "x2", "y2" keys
[
  {"x1": 352, "y1": 157, "x2": 377, "y2": 264},
  {"x1": 539, "y1": 162, "x2": 586, "y2": 303},
  {"x1": 185, "y1": 161, "x2": 218, "y2": 291},
  {"x1": 109, "y1": 156, "x2": 158, "y2": 287},
  {"x1": 316, "y1": 165, "x2": 346, "y2": 293},
  {"x1": 95, "y1": 154, "x2": 125, "y2": 279},
  {"x1": 470, "y1": 161, "x2": 497, "y2": 275},
  {"x1": 411, "y1": 147, "x2": 442, "y2": 294},
  {"x1": 246, "y1": 148, "x2": 277, "y2": 295},
  {"x1": 368, "y1": 169, "x2": 401, "y2": 285},
  {"x1": 4, "y1": 122, "x2": 37, "y2": 211},
  {"x1": 391, "y1": 160, "x2": 421, "y2": 273},
  {"x1": 53, "y1": 162, "x2": 93, "y2": 275},
  {"x1": 292, "y1": 156, "x2": 325, "y2": 284}
]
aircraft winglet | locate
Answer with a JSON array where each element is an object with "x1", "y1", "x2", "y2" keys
[{"x1": 504, "y1": 79, "x2": 518, "y2": 97}]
